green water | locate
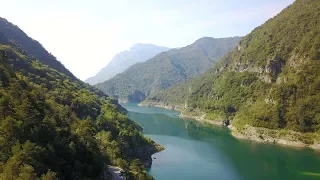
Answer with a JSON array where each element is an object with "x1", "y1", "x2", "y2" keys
[{"x1": 122, "y1": 103, "x2": 320, "y2": 180}]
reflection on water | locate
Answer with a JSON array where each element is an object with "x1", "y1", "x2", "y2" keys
[{"x1": 122, "y1": 103, "x2": 320, "y2": 180}]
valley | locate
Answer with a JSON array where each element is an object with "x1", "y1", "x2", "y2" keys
[{"x1": 1, "y1": 0, "x2": 319, "y2": 179}]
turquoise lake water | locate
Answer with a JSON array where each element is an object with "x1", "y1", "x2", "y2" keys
[{"x1": 121, "y1": 103, "x2": 320, "y2": 180}]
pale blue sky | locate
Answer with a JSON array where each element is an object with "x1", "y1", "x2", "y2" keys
[{"x1": 1, "y1": 0, "x2": 294, "y2": 80}]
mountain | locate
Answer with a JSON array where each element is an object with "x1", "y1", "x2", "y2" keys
[
  {"x1": 144, "y1": 0, "x2": 320, "y2": 147},
  {"x1": 0, "y1": 17, "x2": 159, "y2": 179},
  {"x1": 96, "y1": 37, "x2": 241, "y2": 102},
  {"x1": 85, "y1": 44, "x2": 170, "y2": 85},
  {"x1": 0, "y1": 18, "x2": 74, "y2": 78}
]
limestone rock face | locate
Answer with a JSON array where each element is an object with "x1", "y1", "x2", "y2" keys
[{"x1": 266, "y1": 56, "x2": 284, "y2": 79}]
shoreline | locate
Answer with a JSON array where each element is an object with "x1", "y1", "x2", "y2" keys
[
  {"x1": 142, "y1": 140, "x2": 165, "y2": 168},
  {"x1": 179, "y1": 111, "x2": 224, "y2": 126},
  {"x1": 138, "y1": 101, "x2": 180, "y2": 111},
  {"x1": 229, "y1": 124, "x2": 320, "y2": 150},
  {"x1": 139, "y1": 101, "x2": 320, "y2": 151}
]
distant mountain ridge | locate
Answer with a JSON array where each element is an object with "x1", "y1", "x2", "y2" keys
[
  {"x1": 96, "y1": 36, "x2": 241, "y2": 102},
  {"x1": 85, "y1": 43, "x2": 170, "y2": 85}
]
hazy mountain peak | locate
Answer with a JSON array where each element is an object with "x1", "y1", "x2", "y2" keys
[{"x1": 85, "y1": 43, "x2": 170, "y2": 85}]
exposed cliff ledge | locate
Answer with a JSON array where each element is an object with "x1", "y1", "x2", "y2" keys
[{"x1": 229, "y1": 55, "x2": 285, "y2": 83}]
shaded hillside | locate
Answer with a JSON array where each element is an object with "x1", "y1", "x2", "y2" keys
[
  {"x1": 0, "y1": 18, "x2": 158, "y2": 180},
  {"x1": 96, "y1": 37, "x2": 241, "y2": 102},
  {"x1": 85, "y1": 44, "x2": 169, "y2": 85},
  {"x1": 0, "y1": 17, "x2": 74, "y2": 78},
  {"x1": 145, "y1": 0, "x2": 320, "y2": 136}
]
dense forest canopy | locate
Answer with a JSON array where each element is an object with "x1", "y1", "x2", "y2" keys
[
  {"x1": 0, "y1": 18, "x2": 159, "y2": 180},
  {"x1": 145, "y1": 0, "x2": 320, "y2": 138}
]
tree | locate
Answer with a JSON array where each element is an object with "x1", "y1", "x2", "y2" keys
[
  {"x1": 0, "y1": 95, "x2": 13, "y2": 119},
  {"x1": 41, "y1": 170, "x2": 58, "y2": 180}
]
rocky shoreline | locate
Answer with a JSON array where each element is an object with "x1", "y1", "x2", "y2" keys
[
  {"x1": 179, "y1": 111, "x2": 225, "y2": 126},
  {"x1": 140, "y1": 101, "x2": 320, "y2": 150},
  {"x1": 140, "y1": 101, "x2": 227, "y2": 126},
  {"x1": 142, "y1": 143, "x2": 165, "y2": 168},
  {"x1": 138, "y1": 101, "x2": 180, "y2": 111},
  {"x1": 229, "y1": 124, "x2": 320, "y2": 150}
]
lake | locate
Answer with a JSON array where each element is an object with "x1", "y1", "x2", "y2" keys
[{"x1": 121, "y1": 103, "x2": 320, "y2": 180}]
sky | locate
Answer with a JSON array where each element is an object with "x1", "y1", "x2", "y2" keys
[{"x1": 0, "y1": 0, "x2": 294, "y2": 80}]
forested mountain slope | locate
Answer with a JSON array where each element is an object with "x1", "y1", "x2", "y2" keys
[
  {"x1": 145, "y1": 0, "x2": 320, "y2": 144},
  {"x1": 96, "y1": 37, "x2": 241, "y2": 102},
  {"x1": 0, "y1": 17, "x2": 159, "y2": 180},
  {"x1": 0, "y1": 17, "x2": 74, "y2": 78},
  {"x1": 86, "y1": 44, "x2": 169, "y2": 85}
]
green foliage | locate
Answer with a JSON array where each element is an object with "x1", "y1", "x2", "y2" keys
[
  {"x1": 41, "y1": 170, "x2": 58, "y2": 180},
  {"x1": 146, "y1": 0, "x2": 320, "y2": 135},
  {"x1": 96, "y1": 37, "x2": 241, "y2": 102},
  {"x1": 0, "y1": 19, "x2": 158, "y2": 179}
]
